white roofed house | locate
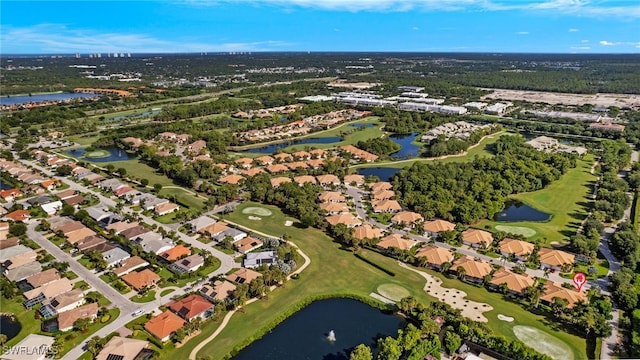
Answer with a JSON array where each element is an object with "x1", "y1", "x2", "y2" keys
[
  {"x1": 102, "y1": 247, "x2": 131, "y2": 267},
  {"x1": 139, "y1": 236, "x2": 174, "y2": 255},
  {"x1": 40, "y1": 200, "x2": 63, "y2": 216},
  {"x1": 243, "y1": 251, "x2": 278, "y2": 268}
]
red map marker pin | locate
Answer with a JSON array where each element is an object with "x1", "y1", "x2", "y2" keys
[{"x1": 573, "y1": 272, "x2": 587, "y2": 291}]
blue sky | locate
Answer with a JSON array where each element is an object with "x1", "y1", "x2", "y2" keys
[{"x1": 1, "y1": 0, "x2": 638, "y2": 54}]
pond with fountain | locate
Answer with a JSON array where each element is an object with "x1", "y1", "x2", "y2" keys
[{"x1": 231, "y1": 298, "x2": 404, "y2": 360}]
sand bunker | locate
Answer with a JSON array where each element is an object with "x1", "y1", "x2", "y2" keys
[
  {"x1": 248, "y1": 216, "x2": 262, "y2": 221},
  {"x1": 399, "y1": 263, "x2": 493, "y2": 322},
  {"x1": 284, "y1": 220, "x2": 293, "y2": 226},
  {"x1": 498, "y1": 314, "x2": 515, "y2": 322}
]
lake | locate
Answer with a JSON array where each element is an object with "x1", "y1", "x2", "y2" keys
[
  {"x1": 390, "y1": 133, "x2": 421, "y2": 159},
  {"x1": 231, "y1": 298, "x2": 404, "y2": 360},
  {"x1": 0, "y1": 314, "x2": 22, "y2": 341},
  {"x1": 110, "y1": 109, "x2": 162, "y2": 121},
  {"x1": 66, "y1": 147, "x2": 137, "y2": 162},
  {"x1": 357, "y1": 167, "x2": 402, "y2": 182},
  {"x1": 0, "y1": 92, "x2": 98, "y2": 106},
  {"x1": 245, "y1": 137, "x2": 342, "y2": 154},
  {"x1": 495, "y1": 200, "x2": 551, "y2": 222},
  {"x1": 0, "y1": 179, "x2": 12, "y2": 190}
]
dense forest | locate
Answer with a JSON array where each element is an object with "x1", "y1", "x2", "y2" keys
[{"x1": 392, "y1": 135, "x2": 576, "y2": 223}]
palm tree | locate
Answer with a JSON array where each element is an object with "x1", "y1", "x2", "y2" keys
[
  {"x1": 456, "y1": 266, "x2": 467, "y2": 281},
  {"x1": 543, "y1": 268, "x2": 551, "y2": 279},
  {"x1": 0, "y1": 334, "x2": 7, "y2": 346}
]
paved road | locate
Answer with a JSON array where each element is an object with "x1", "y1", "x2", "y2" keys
[
  {"x1": 20, "y1": 158, "x2": 239, "y2": 277},
  {"x1": 18, "y1": 158, "x2": 240, "y2": 359},
  {"x1": 347, "y1": 185, "x2": 578, "y2": 287}
]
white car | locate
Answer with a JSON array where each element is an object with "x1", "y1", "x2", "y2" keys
[{"x1": 131, "y1": 309, "x2": 144, "y2": 317}]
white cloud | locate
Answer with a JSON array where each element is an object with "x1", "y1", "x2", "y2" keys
[
  {"x1": 600, "y1": 40, "x2": 616, "y2": 46},
  {"x1": 0, "y1": 24, "x2": 292, "y2": 53},
  {"x1": 568, "y1": 28, "x2": 579, "y2": 32},
  {"x1": 177, "y1": 0, "x2": 640, "y2": 17},
  {"x1": 570, "y1": 45, "x2": 591, "y2": 50},
  {"x1": 412, "y1": 26, "x2": 420, "y2": 30},
  {"x1": 516, "y1": 31, "x2": 529, "y2": 35},
  {"x1": 599, "y1": 40, "x2": 640, "y2": 47},
  {"x1": 581, "y1": 39, "x2": 589, "y2": 43}
]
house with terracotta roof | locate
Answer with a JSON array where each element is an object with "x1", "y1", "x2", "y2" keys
[
  {"x1": 306, "y1": 158, "x2": 325, "y2": 169},
  {"x1": 199, "y1": 221, "x2": 229, "y2": 237},
  {"x1": 498, "y1": 238, "x2": 535, "y2": 262},
  {"x1": 266, "y1": 164, "x2": 289, "y2": 174},
  {"x1": 352, "y1": 224, "x2": 384, "y2": 241},
  {"x1": 292, "y1": 151, "x2": 311, "y2": 160},
  {"x1": 200, "y1": 280, "x2": 237, "y2": 302},
  {"x1": 96, "y1": 336, "x2": 150, "y2": 360},
  {"x1": 170, "y1": 254, "x2": 204, "y2": 274},
  {"x1": 340, "y1": 145, "x2": 379, "y2": 162},
  {"x1": 65, "y1": 227, "x2": 97, "y2": 244},
  {"x1": 461, "y1": 228, "x2": 493, "y2": 249},
  {"x1": 39, "y1": 179, "x2": 58, "y2": 191},
  {"x1": 391, "y1": 211, "x2": 424, "y2": 226},
  {"x1": 309, "y1": 148, "x2": 328, "y2": 158},
  {"x1": 541, "y1": 281, "x2": 588, "y2": 308},
  {"x1": 371, "y1": 189, "x2": 395, "y2": 201},
  {"x1": 316, "y1": 174, "x2": 341, "y2": 187},
  {"x1": 344, "y1": 174, "x2": 365, "y2": 186},
  {"x1": 188, "y1": 140, "x2": 207, "y2": 154},
  {"x1": 372, "y1": 199, "x2": 402, "y2": 213},
  {"x1": 293, "y1": 175, "x2": 317, "y2": 185},
  {"x1": 254, "y1": 155, "x2": 274, "y2": 165},
  {"x1": 451, "y1": 256, "x2": 493, "y2": 283},
  {"x1": 235, "y1": 237, "x2": 264, "y2": 254},
  {"x1": 168, "y1": 294, "x2": 214, "y2": 321},
  {"x1": 144, "y1": 310, "x2": 186, "y2": 342},
  {"x1": 539, "y1": 248, "x2": 575, "y2": 271},
  {"x1": 370, "y1": 182, "x2": 392, "y2": 193},
  {"x1": 121, "y1": 269, "x2": 161, "y2": 291},
  {"x1": 155, "y1": 202, "x2": 179, "y2": 216},
  {"x1": 318, "y1": 191, "x2": 346, "y2": 203},
  {"x1": 159, "y1": 244, "x2": 191, "y2": 262},
  {"x1": 57, "y1": 302, "x2": 98, "y2": 332},
  {"x1": 415, "y1": 245, "x2": 454, "y2": 271},
  {"x1": 3, "y1": 210, "x2": 30, "y2": 222},
  {"x1": 376, "y1": 234, "x2": 417, "y2": 251},
  {"x1": 273, "y1": 153, "x2": 293, "y2": 162},
  {"x1": 319, "y1": 202, "x2": 350, "y2": 215},
  {"x1": 235, "y1": 157, "x2": 254, "y2": 169},
  {"x1": 287, "y1": 161, "x2": 309, "y2": 170},
  {"x1": 270, "y1": 176, "x2": 292, "y2": 188},
  {"x1": 241, "y1": 168, "x2": 265, "y2": 177},
  {"x1": 113, "y1": 256, "x2": 149, "y2": 277},
  {"x1": 489, "y1": 268, "x2": 535, "y2": 297},
  {"x1": 218, "y1": 174, "x2": 245, "y2": 185},
  {"x1": 325, "y1": 213, "x2": 362, "y2": 228},
  {"x1": 226, "y1": 268, "x2": 262, "y2": 284},
  {"x1": 422, "y1": 219, "x2": 456, "y2": 237}
]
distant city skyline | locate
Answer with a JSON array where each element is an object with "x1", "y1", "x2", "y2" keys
[{"x1": 1, "y1": 0, "x2": 639, "y2": 54}]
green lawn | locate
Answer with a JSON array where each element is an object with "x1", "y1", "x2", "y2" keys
[
  {"x1": 96, "y1": 160, "x2": 175, "y2": 187},
  {"x1": 0, "y1": 296, "x2": 43, "y2": 347},
  {"x1": 172, "y1": 201, "x2": 587, "y2": 360},
  {"x1": 68, "y1": 135, "x2": 100, "y2": 146},
  {"x1": 131, "y1": 290, "x2": 156, "y2": 303},
  {"x1": 477, "y1": 155, "x2": 596, "y2": 245},
  {"x1": 158, "y1": 187, "x2": 205, "y2": 212},
  {"x1": 428, "y1": 270, "x2": 587, "y2": 360},
  {"x1": 353, "y1": 130, "x2": 506, "y2": 169}
]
